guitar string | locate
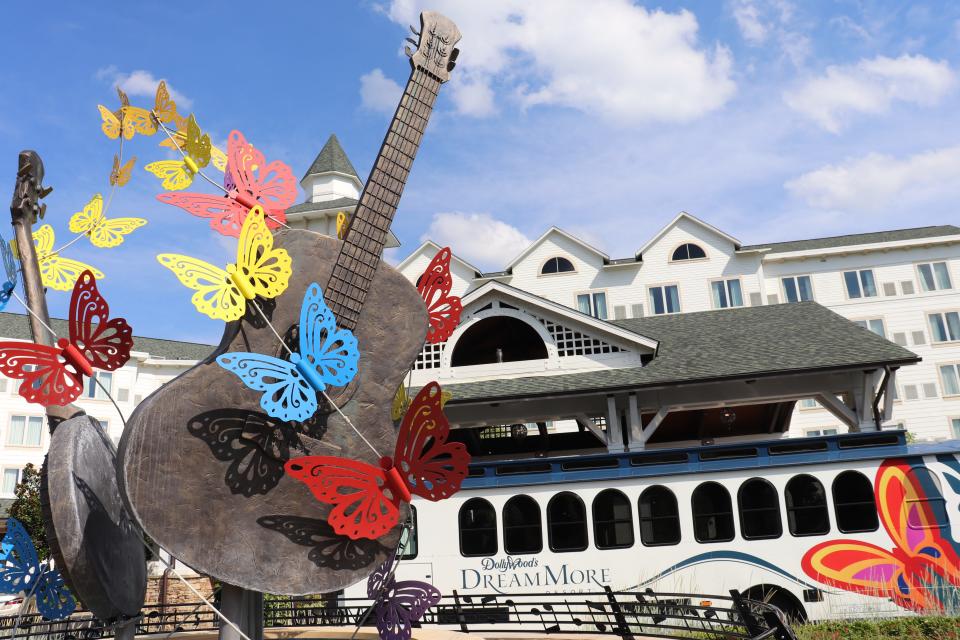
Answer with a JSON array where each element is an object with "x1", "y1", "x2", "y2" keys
[
  {"x1": 248, "y1": 299, "x2": 383, "y2": 460},
  {"x1": 152, "y1": 115, "x2": 292, "y2": 231}
]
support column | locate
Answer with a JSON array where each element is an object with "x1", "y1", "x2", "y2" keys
[
  {"x1": 605, "y1": 396, "x2": 624, "y2": 453},
  {"x1": 219, "y1": 584, "x2": 263, "y2": 640},
  {"x1": 626, "y1": 393, "x2": 643, "y2": 451}
]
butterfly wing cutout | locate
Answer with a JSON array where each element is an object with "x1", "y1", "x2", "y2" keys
[
  {"x1": 417, "y1": 248, "x2": 462, "y2": 344},
  {"x1": 68, "y1": 195, "x2": 144, "y2": 247},
  {"x1": 33, "y1": 569, "x2": 76, "y2": 621},
  {"x1": 285, "y1": 456, "x2": 400, "y2": 540},
  {"x1": 0, "y1": 235, "x2": 18, "y2": 312},
  {"x1": 119, "y1": 105, "x2": 156, "y2": 137},
  {"x1": 0, "y1": 342, "x2": 83, "y2": 406},
  {"x1": 235, "y1": 207, "x2": 292, "y2": 300},
  {"x1": 226, "y1": 130, "x2": 296, "y2": 220},
  {"x1": 145, "y1": 160, "x2": 194, "y2": 191},
  {"x1": 98, "y1": 105, "x2": 123, "y2": 139},
  {"x1": 157, "y1": 254, "x2": 244, "y2": 322},
  {"x1": 156, "y1": 193, "x2": 258, "y2": 238},
  {"x1": 110, "y1": 155, "x2": 136, "y2": 187},
  {"x1": 298, "y1": 283, "x2": 359, "y2": 389},
  {"x1": 34, "y1": 225, "x2": 103, "y2": 291},
  {"x1": 375, "y1": 578, "x2": 441, "y2": 640},
  {"x1": 152, "y1": 80, "x2": 179, "y2": 125},
  {"x1": 0, "y1": 519, "x2": 75, "y2": 620},
  {"x1": 69, "y1": 270, "x2": 133, "y2": 371},
  {"x1": 183, "y1": 115, "x2": 212, "y2": 168},
  {"x1": 256, "y1": 515, "x2": 383, "y2": 570},
  {"x1": 394, "y1": 381, "x2": 469, "y2": 501},
  {"x1": 68, "y1": 195, "x2": 104, "y2": 236},
  {"x1": 216, "y1": 353, "x2": 317, "y2": 423},
  {"x1": 392, "y1": 384, "x2": 410, "y2": 422}
]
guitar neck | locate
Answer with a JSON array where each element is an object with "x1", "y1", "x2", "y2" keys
[{"x1": 325, "y1": 66, "x2": 442, "y2": 331}]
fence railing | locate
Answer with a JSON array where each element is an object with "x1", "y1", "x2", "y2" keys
[{"x1": 0, "y1": 588, "x2": 796, "y2": 640}]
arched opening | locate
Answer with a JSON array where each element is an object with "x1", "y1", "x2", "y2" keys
[
  {"x1": 785, "y1": 474, "x2": 830, "y2": 536},
  {"x1": 541, "y1": 256, "x2": 575, "y2": 274},
  {"x1": 691, "y1": 482, "x2": 735, "y2": 543},
  {"x1": 738, "y1": 478, "x2": 782, "y2": 540},
  {"x1": 459, "y1": 498, "x2": 497, "y2": 557},
  {"x1": 593, "y1": 489, "x2": 634, "y2": 549},
  {"x1": 638, "y1": 486, "x2": 681, "y2": 546},
  {"x1": 832, "y1": 471, "x2": 878, "y2": 533},
  {"x1": 503, "y1": 495, "x2": 542, "y2": 555},
  {"x1": 450, "y1": 316, "x2": 548, "y2": 367},
  {"x1": 671, "y1": 243, "x2": 706, "y2": 261},
  {"x1": 547, "y1": 492, "x2": 588, "y2": 552}
]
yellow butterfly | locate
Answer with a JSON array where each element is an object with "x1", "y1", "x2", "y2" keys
[
  {"x1": 152, "y1": 80, "x2": 183, "y2": 126},
  {"x1": 98, "y1": 104, "x2": 156, "y2": 140},
  {"x1": 68, "y1": 194, "x2": 146, "y2": 249},
  {"x1": 147, "y1": 115, "x2": 217, "y2": 190},
  {"x1": 157, "y1": 206, "x2": 291, "y2": 322},
  {"x1": 158, "y1": 116, "x2": 227, "y2": 172},
  {"x1": 336, "y1": 211, "x2": 349, "y2": 239},
  {"x1": 25, "y1": 225, "x2": 104, "y2": 291},
  {"x1": 392, "y1": 383, "x2": 451, "y2": 421},
  {"x1": 109, "y1": 154, "x2": 136, "y2": 187}
]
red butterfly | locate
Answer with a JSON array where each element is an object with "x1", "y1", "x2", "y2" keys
[
  {"x1": 156, "y1": 130, "x2": 296, "y2": 237},
  {"x1": 285, "y1": 381, "x2": 470, "y2": 540},
  {"x1": 416, "y1": 248, "x2": 462, "y2": 344},
  {"x1": 0, "y1": 270, "x2": 133, "y2": 407}
]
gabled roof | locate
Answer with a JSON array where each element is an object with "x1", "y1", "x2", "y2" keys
[
  {"x1": 503, "y1": 227, "x2": 609, "y2": 272},
  {"x1": 442, "y1": 302, "x2": 919, "y2": 403},
  {"x1": 635, "y1": 212, "x2": 742, "y2": 259},
  {"x1": 301, "y1": 134, "x2": 360, "y2": 183},
  {"x1": 740, "y1": 225, "x2": 960, "y2": 254},
  {"x1": 461, "y1": 281, "x2": 659, "y2": 351},
  {"x1": 396, "y1": 240, "x2": 483, "y2": 277},
  {"x1": 0, "y1": 313, "x2": 213, "y2": 361}
]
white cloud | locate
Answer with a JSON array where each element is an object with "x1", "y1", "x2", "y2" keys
[
  {"x1": 785, "y1": 145, "x2": 960, "y2": 211},
  {"x1": 95, "y1": 66, "x2": 192, "y2": 109},
  {"x1": 359, "y1": 68, "x2": 404, "y2": 114},
  {"x1": 731, "y1": 1, "x2": 809, "y2": 66},
  {"x1": 449, "y1": 75, "x2": 496, "y2": 117},
  {"x1": 783, "y1": 54, "x2": 955, "y2": 133},
  {"x1": 732, "y1": 1, "x2": 769, "y2": 44},
  {"x1": 421, "y1": 212, "x2": 529, "y2": 269},
  {"x1": 384, "y1": 0, "x2": 736, "y2": 123}
]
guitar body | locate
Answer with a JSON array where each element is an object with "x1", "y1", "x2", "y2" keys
[{"x1": 117, "y1": 229, "x2": 427, "y2": 594}]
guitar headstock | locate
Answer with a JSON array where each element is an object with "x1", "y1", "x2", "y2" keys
[
  {"x1": 405, "y1": 11, "x2": 461, "y2": 83},
  {"x1": 10, "y1": 150, "x2": 52, "y2": 224}
]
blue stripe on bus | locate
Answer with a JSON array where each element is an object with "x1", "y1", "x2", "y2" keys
[{"x1": 632, "y1": 550, "x2": 823, "y2": 590}]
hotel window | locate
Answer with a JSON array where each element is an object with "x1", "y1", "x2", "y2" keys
[
  {"x1": 904, "y1": 468, "x2": 948, "y2": 530},
  {"x1": 671, "y1": 243, "x2": 706, "y2": 261},
  {"x1": 737, "y1": 478, "x2": 782, "y2": 540},
  {"x1": 805, "y1": 428, "x2": 838, "y2": 437},
  {"x1": 399, "y1": 506, "x2": 418, "y2": 559},
  {"x1": 86, "y1": 371, "x2": 113, "y2": 399},
  {"x1": 832, "y1": 471, "x2": 878, "y2": 533},
  {"x1": 638, "y1": 486, "x2": 680, "y2": 546},
  {"x1": 843, "y1": 269, "x2": 877, "y2": 299},
  {"x1": 929, "y1": 312, "x2": 960, "y2": 343},
  {"x1": 781, "y1": 275, "x2": 813, "y2": 303},
  {"x1": 649, "y1": 285, "x2": 680, "y2": 315},
  {"x1": 853, "y1": 318, "x2": 886, "y2": 338},
  {"x1": 785, "y1": 475, "x2": 830, "y2": 536},
  {"x1": 917, "y1": 262, "x2": 952, "y2": 292},
  {"x1": 8, "y1": 415, "x2": 43, "y2": 446},
  {"x1": 940, "y1": 364, "x2": 960, "y2": 396},
  {"x1": 459, "y1": 498, "x2": 497, "y2": 557},
  {"x1": 541, "y1": 256, "x2": 575, "y2": 274},
  {"x1": 2, "y1": 469, "x2": 19, "y2": 496},
  {"x1": 576, "y1": 292, "x2": 607, "y2": 319},
  {"x1": 503, "y1": 495, "x2": 542, "y2": 555},
  {"x1": 547, "y1": 492, "x2": 588, "y2": 553},
  {"x1": 691, "y1": 482, "x2": 735, "y2": 543},
  {"x1": 593, "y1": 489, "x2": 634, "y2": 550},
  {"x1": 950, "y1": 417, "x2": 960, "y2": 439},
  {"x1": 799, "y1": 398, "x2": 819, "y2": 410},
  {"x1": 711, "y1": 279, "x2": 743, "y2": 309}
]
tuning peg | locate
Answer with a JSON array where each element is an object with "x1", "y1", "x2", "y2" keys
[
  {"x1": 37, "y1": 203, "x2": 46, "y2": 220},
  {"x1": 405, "y1": 37, "x2": 418, "y2": 48},
  {"x1": 449, "y1": 48, "x2": 460, "y2": 63},
  {"x1": 37, "y1": 185, "x2": 52, "y2": 199},
  {"x1": 409, "y1": 24, "x2": 420, "y2": 37},
  {"x1": 404, "y1": 45, "x2": 414, "y2": 58}
]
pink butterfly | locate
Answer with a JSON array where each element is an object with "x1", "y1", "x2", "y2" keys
[{"x1": 157, "y1": 130, "x2": 296, "y2": 237}]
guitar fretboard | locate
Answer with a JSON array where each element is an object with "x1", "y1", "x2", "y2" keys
[{"x1": 325, "y1": 67, "x2": 441, "y2": 331}]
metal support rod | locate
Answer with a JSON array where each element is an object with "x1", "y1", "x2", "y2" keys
[{"x1": 218, "y1": 584, "x2": 263, "y2": 640}]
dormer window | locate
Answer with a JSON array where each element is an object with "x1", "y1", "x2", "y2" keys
[
  {"x1": 671, "y1": 243, "x2": 706, "y2": 261},
  {"x1": 541, "y1": 256, "x2": 575, "y2": 274}
]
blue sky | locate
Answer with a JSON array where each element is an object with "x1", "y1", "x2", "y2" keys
[{"x1": 2, "y1": 1, "x2": 960, "y2": 344}]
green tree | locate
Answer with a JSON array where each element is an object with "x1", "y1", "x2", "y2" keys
[{"x1": 8, "y1": 463, "x2": 49, "y2": 560}]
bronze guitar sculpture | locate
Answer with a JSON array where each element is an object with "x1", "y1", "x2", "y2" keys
[{"x1": 118, "y1": 12, "x2": 460, "y2": 595}]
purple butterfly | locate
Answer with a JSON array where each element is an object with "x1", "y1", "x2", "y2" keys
[{"x1": 366, "y1": 549, "x2": 440, "y2": 640}]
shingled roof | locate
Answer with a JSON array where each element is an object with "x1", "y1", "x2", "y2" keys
[
  {"x1": 301, "y1": 134, "x2": 359, "y2": 182},
  {"x1": 0, "y1": 312, "x2": 212, "y2": 361},
  {"x1": 443, "y1": 302, "x2": 919, "y2": 403},
  {"x1": 741, "y1": 225, "x2": 960, "y2": 254}
]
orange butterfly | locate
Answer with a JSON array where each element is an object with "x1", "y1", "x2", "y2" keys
[{"x1": 802, "y1": 460, "x2": 960, "y2": 612}]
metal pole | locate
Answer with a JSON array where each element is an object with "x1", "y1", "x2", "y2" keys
[{"x1": 218, "y1": 584, "x2": 263, "y2": 640}]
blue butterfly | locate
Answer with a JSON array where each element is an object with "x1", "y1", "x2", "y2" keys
[
  {"x1": 0, "y1": 518, "x2": 76, "y2": 620},
  {"x1": 217, "y1": 283, "x2": 360, "y2": 422},
  {"x1": 0, "y1": 235, "x2": 18, "y2": 311}
]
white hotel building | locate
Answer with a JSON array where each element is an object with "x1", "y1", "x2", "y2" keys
[{"x1": 0, "y1": 135, "x2": 957, "y2": 505}]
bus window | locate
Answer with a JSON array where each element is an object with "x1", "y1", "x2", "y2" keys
[
  {"x1": 593, "y1": 489, "x2": 634, "y2": 550},
  {"x1": 503, "y1": 495, "x2": 543, "y2": 555},
  {"x1": 905, "y1": 467, "x2": 948, "y2": 530},
  {"x1": 639, "y1": 486, "x2": 681, "y2": 546},
  {"x1": 786, "y1": 474, "x2": 830, "y2": 536},
  {"x1": 399, "y1": 506, "x2": 419, "y2": 559},
  {"x1": 459, "y1": 498, "x2": 498, "y2": 557},
  {"x1": 548, "y1": 492, "x2": 588, "y2": 552},
  {"x1": 738, "y1": 478, "x2": 782, "y2": 540},
  {"x1": 832, "y1": 471, "x2": 878, "y2": 533},
  {"x1": 692, "y1": 482, "x2": 735, "y2": 543}
]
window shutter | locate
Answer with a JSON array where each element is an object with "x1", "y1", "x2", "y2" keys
[
  {"x1": 922, "y1": 383, "x2": 938, "y2": 399},
  {"x1": 882, "y1": 282, "x2": 897, "y2": 296},
  {"x1": 631, "y1": 303, "x2": 644, "y2": 318},
  {"x1": 900, "y1": 280, "x2": 915, "y2": 295},
  {"x1": 892, "y1": 332, "x2": 908, "y2": 346},
  {"x1": 767, "y1": 294, "x2": 779, "y2": 305},
  {"x1": 613, "y1": 305, "x2": 626, "y2": 320},
  {"x1": 903, "y1": 384, "x2": 919, "y2": 400},
  {"x1": 117, "y1": 388, "x2": 130, "y2": 402},
  {"x1": 911, "y1": 331, "x2": 926, "y2": 346},
  {"x1": 749, "y1": 292, "x2": 762, "y2": 306}
]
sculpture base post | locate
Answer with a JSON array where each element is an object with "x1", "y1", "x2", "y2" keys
[
  {"x1": 219, "y1": 584, "x2": 263, "y2": 640},
  {"x1": 113, "y1": 617, "x2": 138, "y2": 640}
]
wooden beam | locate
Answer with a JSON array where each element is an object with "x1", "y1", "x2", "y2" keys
[
  {"x1": 626, "y1": 393, "x2": 643, "y2": 449},
  {"x1": 575, "y1": 413, "x2": 606, "y2": 443},
  {"x1": 640, "y1": 407, "x2": 670, "y2": 446},
  {"x1": 815, "y1": 393, "x2": 858, "y2": 430},
  {"x1": 606, "y1": 395, "x2": 624, "y2": 453}
]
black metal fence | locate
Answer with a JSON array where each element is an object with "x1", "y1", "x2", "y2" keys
[{"x1": 0, "y1": 588, "x2": 796, "y2": 640}]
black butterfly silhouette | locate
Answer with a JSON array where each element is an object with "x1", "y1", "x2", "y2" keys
[{"x1": 257, "y1": 515, "x2": 387, "y2": 571}]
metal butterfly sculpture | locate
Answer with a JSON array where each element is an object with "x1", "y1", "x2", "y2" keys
[
  {"x1": 416, "y1": 247, "x2": 462, "y2": 344},
  {"x1": 216, "y1": 283, "x2": 360, "y2": 422},
  {"x1": 0, "y1": 234, "x2": 18, "y2": 312},
  {"x1": 15, "y1": 225, "x2": 104, "y2": 291},
  {"x1": 0, "y1": 518, "x2": 76, "y2": 620},
  {"x1": 0, "y1": 270, "x2": 132, "y2": 407},
  {"x1": 286, "y1": 381, "x2": 470, "y2": 540},
  {"x1": 156, "y1": 130, "x2": 296, "y2": 237},
  {"x1": 366, "y1": 544, "x2": 440, "y2": 640},
  {"x1": 68, "y1": 194, "x2": 147, "y2": 249}
]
